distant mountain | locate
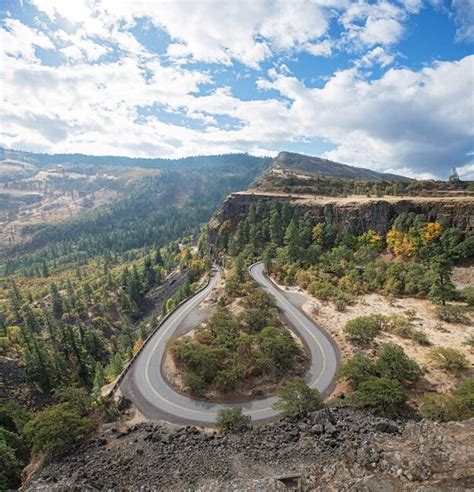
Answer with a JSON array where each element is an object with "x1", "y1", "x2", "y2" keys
[
  {"x1": 273, "y1": 151, "x2": 411, "y2": 181},
  {"x1": 0, "y1": 148, "x2": 271, "y2": 172}
]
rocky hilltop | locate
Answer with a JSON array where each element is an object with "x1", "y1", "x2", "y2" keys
[
  {"x1": 273, "y1": 151, "x2": 411, "y2": 181},
  {"x1": 24, "y1": 408, "x2": 474, "y2": 490},
  {"x1": 208, "y1": 192, "x2": 474, "y2": 254}
]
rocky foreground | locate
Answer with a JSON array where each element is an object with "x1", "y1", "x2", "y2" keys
[{"x1": 25, "y1": 408, "x2": 473, "y2": 491}]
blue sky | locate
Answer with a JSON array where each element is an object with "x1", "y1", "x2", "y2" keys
[{"x1": 0, "y1": 0, "x2": 473, "y2": 178}]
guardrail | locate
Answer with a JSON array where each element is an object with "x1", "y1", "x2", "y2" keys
[{"x1": 109, "y1": 268, "x2": 217, "y2": 397}]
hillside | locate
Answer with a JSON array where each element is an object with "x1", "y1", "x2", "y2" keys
[
  {"x1": 1, "y1": 148, "x2": 271, "y2": 172},
  {"x1": 0, "y1": 152, "x2": 269, "y2": 255},
  {"x1": 271, "y1": 151, "x2": 411, "y2": 181},
  {"x1": 1, "y1": 148, "x2": 473, "y2": 491}
]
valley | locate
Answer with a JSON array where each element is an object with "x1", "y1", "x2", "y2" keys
[{"x1": 0, "y1": 149, "x2": 473, "y2": 490}]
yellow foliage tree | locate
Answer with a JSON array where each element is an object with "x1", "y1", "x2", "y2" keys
[
  {"x1": 312, "y1": 224, "x2": 324, "y2": 245},
  {"x1": 386, "y1": 227, "x2": 417, "y2": 258},
  {"x1": 422, "y1": 222, "x2": 443, "y2": 246},
  {"x1": 133, "y1": 338, "x2": 143, "y2": 355},
  {"x1": 359, "y1": 229, "x2": 383, "y2": 249}
]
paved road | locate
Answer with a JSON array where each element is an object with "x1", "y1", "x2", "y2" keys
[{"x1": 120, "y1": 262, "x2": 338, "y2": 425}]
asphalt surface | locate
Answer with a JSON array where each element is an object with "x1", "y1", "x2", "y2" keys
[{"x1": 120, "y1": 262, "x2": 338, "y2": 425}]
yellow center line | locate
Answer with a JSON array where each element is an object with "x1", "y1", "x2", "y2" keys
[{"x1": 143, "y1": 265, "x2": 328, "y2": 418}]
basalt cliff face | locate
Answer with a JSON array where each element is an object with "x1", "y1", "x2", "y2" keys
[{"x1": 208, "y1": 192, "x2": 474, "y2": 255}]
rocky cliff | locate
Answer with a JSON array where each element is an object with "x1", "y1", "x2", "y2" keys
[
  {"x1": 24, "y1": 408, "x2": 474, "y2": 490},
  {"x1": 208, "y1": 192, "x2": 474, "y2": 255}
]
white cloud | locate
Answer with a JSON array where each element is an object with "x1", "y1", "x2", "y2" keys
[
  {"x1": 340, "y1": 1, "x2": 411, "y2": 49},
  {"x1": 451, "y1": 0, "x2": 474, "y2": 42},
  {"x1": 257, "y1": 55, "x2": 474, "y2": 175},
  {"x1": 357, "y1": 46, "x2": 395, "y2": 67},
  {"x1": 305, "y1": 39, "x2": 333, "y2": 57},
  {"x1": 0, "y1": 18, "x2": 54, "y2": 63},
  {"x1": 0, "y1": 0, "x2": 470, "y2": 179},
  {"x1": 457, "y1": 162, "x2": 474, "y2": 180}
]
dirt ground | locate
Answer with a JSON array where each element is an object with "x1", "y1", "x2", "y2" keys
[
  {"x1": 236, "y1": 189, "x2": 474, "y2": 206},
  {"x1": 275, "y1": 279, "x2": 473, "y2": 397}
]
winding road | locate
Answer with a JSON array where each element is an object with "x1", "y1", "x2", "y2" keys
[{"x1": 120, "y1": 262, "x2": 339, "y2": 425}]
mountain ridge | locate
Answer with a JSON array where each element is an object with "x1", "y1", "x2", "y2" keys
[
  {"x1": 1, "y1": 148, "x2": 411, "y2": 181},
  {"x1": 273, "y1": 151, "x2": 411, "y2": 181}
]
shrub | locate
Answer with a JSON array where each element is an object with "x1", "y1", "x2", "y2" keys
[
  {"x1": 460, "y1": 287, "x2": 474, "y2": 307},
  {"x1": 419, "y1": 393, "x2": 472, "y2": 422},
  {"x1": 464, "y1": 334, "x2": 474, "y2": 351},
  {"x1": 23, "y1": 404, "x2": 93, "y2": 458},
  {"x1": 456, "y1": 379, "x2": 474, "y2": 410},
  {"x1": 0, "y1": 438, "x2": 23, "y2": 491},
  {"x1": 214, "y1": 370, "x2": 238, "y2": 393},
  {"x1": 272, "y1": 378, "x2": 323, "y2": 417},
  {"x1": 428, "y1": 347, "x2": 469, "y2": 374},
  {"x1": 337, "y1": 355, "x2": 378, "y2": 389},
  {"x1": 334, "y1": 291, "x2": 353, "y2": 312},
  {"x1": 53, "y1": 386, "x2": 91, "y2": 416},
  {"x1": 435, "y1": 305, "x2": 470, "y2": 325},
  {"x1": 258, "y1": 326, "x2": 298, "y2": 374},
  {"x1": 376, "y1": 343, "x2": 422, "y2": 384},
  {"x1": 354, "y1": 377, "x2": 407, "y2": 417},
  {"x1": 182, "y1": 372, "x2": 207, "y2": 395},
  {"x1": 216, "y1": 408, "x2": 251, "y2": 433},
  {"x1": 410, "y1": 329, "x2": 430, "y2": 346},
  {"x1": 343, "y1": 314, "x2": 387, "y2": 343}
]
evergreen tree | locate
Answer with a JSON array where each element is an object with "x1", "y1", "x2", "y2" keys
[
  {"x1": 49, "y1": 283, "x2": 64, "y2": 319},
  {"x1": 428, "y1": 255, "x2": 455, "y2": 305},
  {"x1": 284, "y1": 219, "x2": 300, "y2": 263}
]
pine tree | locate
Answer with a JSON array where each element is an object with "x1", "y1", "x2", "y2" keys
[
  {"x1": 428, "y1": 255, "x2": 455, "y2": 305},
  {"x1": 270, "y1": 208, "x2": 283, "y2": 246},
  {"x1": 50, "y1": 283, "x2": 64, "y2": 319},
  {"x1": 284, "y1": 219, "x2": 300, "y2": 263},
  {"x1": 92, "y1": 363, "x2": 105, "y2": 397},
  {"x1": 154, "y1": 246, "x2": 164, "y2": 266},
  {"x1": 144, "y1": 257, "x2": 156, "y2": 289}
]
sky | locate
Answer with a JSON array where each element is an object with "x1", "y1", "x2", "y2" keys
[{"x1": 0, "y1": 0, "x2": 473, "y2": 179}]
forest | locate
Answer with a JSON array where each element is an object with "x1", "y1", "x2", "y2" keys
[
  {"x1": 217, "y1": 201, "x2": 473, "y2": 309},
  {"x1": 215, "y1": 201, "x2": 474, "y2": 422},
  {"x1": 0, "y1": 157, "x2": 266, "y2": 489},
  {"x1": 258, "y1": 172, "x2": 474, "y2": 197}
]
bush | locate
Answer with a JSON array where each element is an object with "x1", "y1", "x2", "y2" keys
[
  {"x1": 0, "y1": 438, "x2": 23, "y2": 491},
  {"x1": 456, "y1": 379, "x2": 474, "y2": 410},
  {"x1": 460, "y1": 287, "x2": 474, "y2": 307},
  {"x1": 464, "y1": 334, "x2": 474, "y2": 351},
  {"x1": 337, "y1": 355, "x2": 378, "y2": 389},
  {"x1": 182, "y1": 372, "x2": 207, "y2": 395},
  {"x1": 419, "y1": 393, "x2": 472, "y2": 422},
  {"x1": 214, "y1": 370, "x2": 238, "y2": 393},
  {"x1": 259, "y1": 326, "x2": 298, "y2": 374},
  {"x1": 428, "y1": 347, "x2": 469, "y2": 374},
  {"x1": 343, "y1": 315, "x2": 388, "y2": 343},
  {"x1": 376, "y1": 343, "x2": 422, "y2": 384},
  {"x1": 354, "y1": 377, "x2": 407, "y2": 417},
  {"x1": 216, "y1": 408, "x2": 251, "y2": 433},
  {"x1": 410, "y1": 329, "x2": 430, "y2": 346},
  {"x1": 23, "y1": 404, "x2": 93, "y2": 458},
  {"x1": 435, "y1": 305, "x2": 471, "y2": 325},
  {"x1": 272, "y1": 378, "x2": 323, "y2": 417}
]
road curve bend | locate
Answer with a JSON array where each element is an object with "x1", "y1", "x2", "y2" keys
[{"x1": 120, "y1": 262, "x2": 338, "y2": 425}]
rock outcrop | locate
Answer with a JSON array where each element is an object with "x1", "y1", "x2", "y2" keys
[
  {"x1": 208, "y1": 192, "x2": 474, "y2": 256},
  {"x1": 24, "y1": 408, "x2": 474, "y2": 490}
]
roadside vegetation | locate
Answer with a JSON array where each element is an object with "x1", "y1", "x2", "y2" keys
[
  {"x1": 216, "y1": 203, "x2": 473, "y2": 421},
  {"x1": 167, "y1": 259, "x2": 307, "y2": 399}
]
